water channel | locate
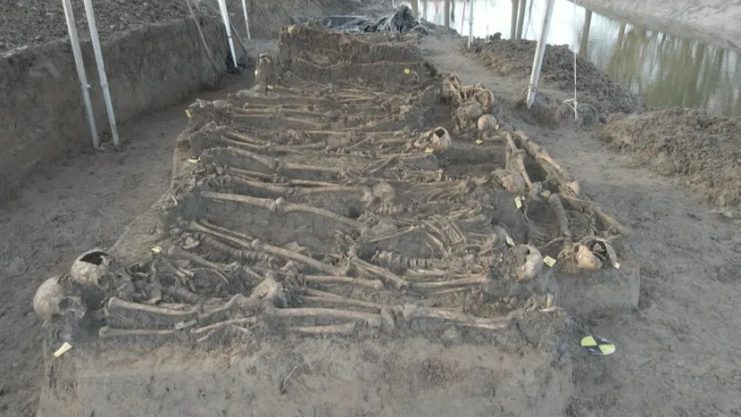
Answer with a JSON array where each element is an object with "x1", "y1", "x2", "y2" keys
[{"x1": 407, "y1": 0, "x2": 741, "y2": 116}]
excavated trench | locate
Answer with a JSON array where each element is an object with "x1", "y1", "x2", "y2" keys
[{"x1": 35, "y1": 24, "x2": 639, "y2": 417}]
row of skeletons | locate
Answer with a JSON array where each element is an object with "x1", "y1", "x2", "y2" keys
[{"x1": 34, "y1": 67, "x2": 625, "y2": 343}]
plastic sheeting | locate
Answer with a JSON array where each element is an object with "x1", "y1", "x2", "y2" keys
[{"x1": 290, "y1": 5, "x2": 418, "y2": 33}]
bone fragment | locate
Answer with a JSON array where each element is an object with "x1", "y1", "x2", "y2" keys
[
  {"x1": 350, "y1": 257, "x2": 408, "y2": 289},
  {"x1": 266, "y1": 307, "x2": 382, "y2": 327},
  {"x1": 402, "y1": 304, "x2": 508, "y2": 330},
  {"x1": 287, "y1": 322, "x2": 357, "y2": 335},
  {"x1": 303, "y1": 275, "x2": 384, "y2": 290},
  {"x1": 410, "y1": 275, "x2": 489, "y2": 291}
]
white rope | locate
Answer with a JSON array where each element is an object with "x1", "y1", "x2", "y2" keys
[{"x1": 563, "y1": 1, "x2": 579, "y2": 120}]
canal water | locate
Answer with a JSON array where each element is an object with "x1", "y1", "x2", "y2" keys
[{"x1": 412, "y1": 0, "x2": 741, "y2": 116}]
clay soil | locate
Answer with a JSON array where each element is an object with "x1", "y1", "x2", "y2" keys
[
  {"x1": 2, "y1": 12, "x2": 741, "y2": 417},
  {"x1": 600, "y1": 109, "x2": 741, "y2": 215},
  {"x1": 424, "y1": 36, "x2": 740, "y2": 415},
  {"x1": 0, "y1": 0, "x2": 376, "y2": 53},
  {"x1": 468, "y1": 38, "x2": 643, "y2": 116},
  {"x1": 0, "y1": 79, "x2": 248, "y2": 416}
]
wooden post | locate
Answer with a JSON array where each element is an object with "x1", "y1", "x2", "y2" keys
[
  {"x1": 526, "y1": 0, "x2": 555, "y2": 108},
  {"x1": 510, "y1": 0, "x2": 519, "y2": 39}
]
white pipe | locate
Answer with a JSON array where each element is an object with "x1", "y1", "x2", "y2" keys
[
  {"x1": 467, "y1": 0, "x2": 474, "y2": 49},
  {"x1": 217, "y1": 0, "x2": 238, "y2": 68},
  {"x1": 526, "y1": 0, "x2": 555, "y2": 109},
  {"x1": 240, "y1": 0, "x2": 251, "y2": 40},
  {"x1": 61, "y1": 0, "x2": 99, "y2": 149},
  {"x1": 82, "y1": 0, "x2": 120, "y2": 148}
]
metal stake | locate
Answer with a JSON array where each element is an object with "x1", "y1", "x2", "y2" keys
[
  {"x1": 217, "y1": 0, "x2": 238, "y2": 68},
  {"x1": 240, "y1": 0, "x2": 251, "y2": 40},
  {"x1": 467, "y1": 0, "x2": 474, "y2": 48},
  {"x1": 82, "y1": 0, "x2": 120, "y2": 148},
  {"x1": 61, "y1": 0, "x2": 99, "y2": 149},
  {"x1": 526, "y1": 0, "x2": 555, "y2": 109}
]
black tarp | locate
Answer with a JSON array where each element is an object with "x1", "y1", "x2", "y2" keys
[{"x1": 290, "y1": 5, "x2": 418, "y2": 33}]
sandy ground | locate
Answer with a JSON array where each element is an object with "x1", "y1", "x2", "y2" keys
[{"x1": 421, "y1": 37, "x2": 741, "y2": 416}]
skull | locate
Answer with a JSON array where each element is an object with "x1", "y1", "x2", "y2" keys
[
  {"x1": 33, "y1": 276, "x2": 65, "y2": 322},
  {"x1": 70, "y1": 249, "x2": 112, "y2": 287},
  {"x1": 512, "y1": 244, "x2": 543, "y2": 281}
]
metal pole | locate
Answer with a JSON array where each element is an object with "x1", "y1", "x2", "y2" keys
[
  {"x1": 217, "y1": 0, "x2": 238, "y2": 68},
  {"x1": 444, "y1": 0, "x2": 450, "y2": 28},
  {"x1": 526, "y1": 0, "x2": 555, "y2": 109},
  {"x1": 510, "y1": 0, "x2": 519, "y2": 39},
  {"x1": 516, "y1": 0, "x2": 527, "y2": 39},
  {"x1": 240, "y1": 0, "x2": 251, "y2": 40},
  {"x1": 579, "y1": 10, "x2": 592, "y2": 57},
  {"x1": 61, "y1": 0, "x2": 99, "y2": 149},
  {"x1": 467, "y1": 0, "x2": 474, "y2": 48},
  {"x1": 82, "y1": 0, "x2": 120, "y2": 148}
]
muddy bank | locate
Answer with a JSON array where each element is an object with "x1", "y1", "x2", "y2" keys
[
  {"x1": 468, "y1": 38, "x2": 643, "y2": 117},
  {"x1": 572, "y1": 0, "x2": 741, "y2": 51},
  {"x1": 599, "y1": 109, "x2": 741, "y2": 215}
]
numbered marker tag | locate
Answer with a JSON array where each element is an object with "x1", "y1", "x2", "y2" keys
[
  {"x1": 53, "y1": 342, "x2": 72, "y2": 358},
  {"x1": 514, "y1": 196, "x2": 523, "y2": 209}
]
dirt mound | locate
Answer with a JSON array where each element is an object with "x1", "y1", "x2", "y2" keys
[
  {"x1": 469, "y1": 39, "x2": 643, "y2": 115},
  {"x1": 277, "y1": 22, "x2": 436, "y2": 87},
  {"x1": 0, "y1": 0, "x2": 190, "y2": 52},
  {"x1": 0, "y1": 0, "x2": 373, "y2": 53},
  {"x1": 599, "y1": 109, "x2": 741, "y2": 213}
]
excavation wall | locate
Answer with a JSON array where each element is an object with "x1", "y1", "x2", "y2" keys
[{"x1": 0, "y1": 17, "x2": 228, "y2": 200}]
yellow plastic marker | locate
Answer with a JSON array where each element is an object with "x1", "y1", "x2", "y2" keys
[
  {"x1": 505, "y1": 236, "x2": 515, "y2": 247},
  {"x1": 151, "y1": 246, "x2": 162, "y2": 255},
  {"x1": 53, "y1": 342, "x2": 72, "y2": 358},
  {"x1": 185, "y1": 109, "x2": 192, "y2": 119},
  {"x1": 581, "y1": 335, "x2": 616, "y2": 356},
  {"x1": 475, "y1": 139, "x2": 483, "y2": 145},
  {"x1": 581, "y1": 336, "x2": 596, "y2": 346},
  {"x1": 187, "y1": 157, "x2": 200, "y2": 164},
  {"x1": 424, "y1": 147, "x2": 434, "y2": 154},
  {"x1": 599, "y1": 344, "x2": 616, "y2": 355},
  {"x1": 514, "y1": 196, "x2": 523, "y2": 209},
  {"x1": 614, "y1": 262, "x2": 621, "y2": 270},
  {"x1": 543, "y1": 256, "x2": 557, "y2": 267},
  {"x1": 404, "y1": 68, "x2": 411, "y2": 75},
  {"x1": 267, "y1": 85, "x2": 274, "y2": 91}
]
